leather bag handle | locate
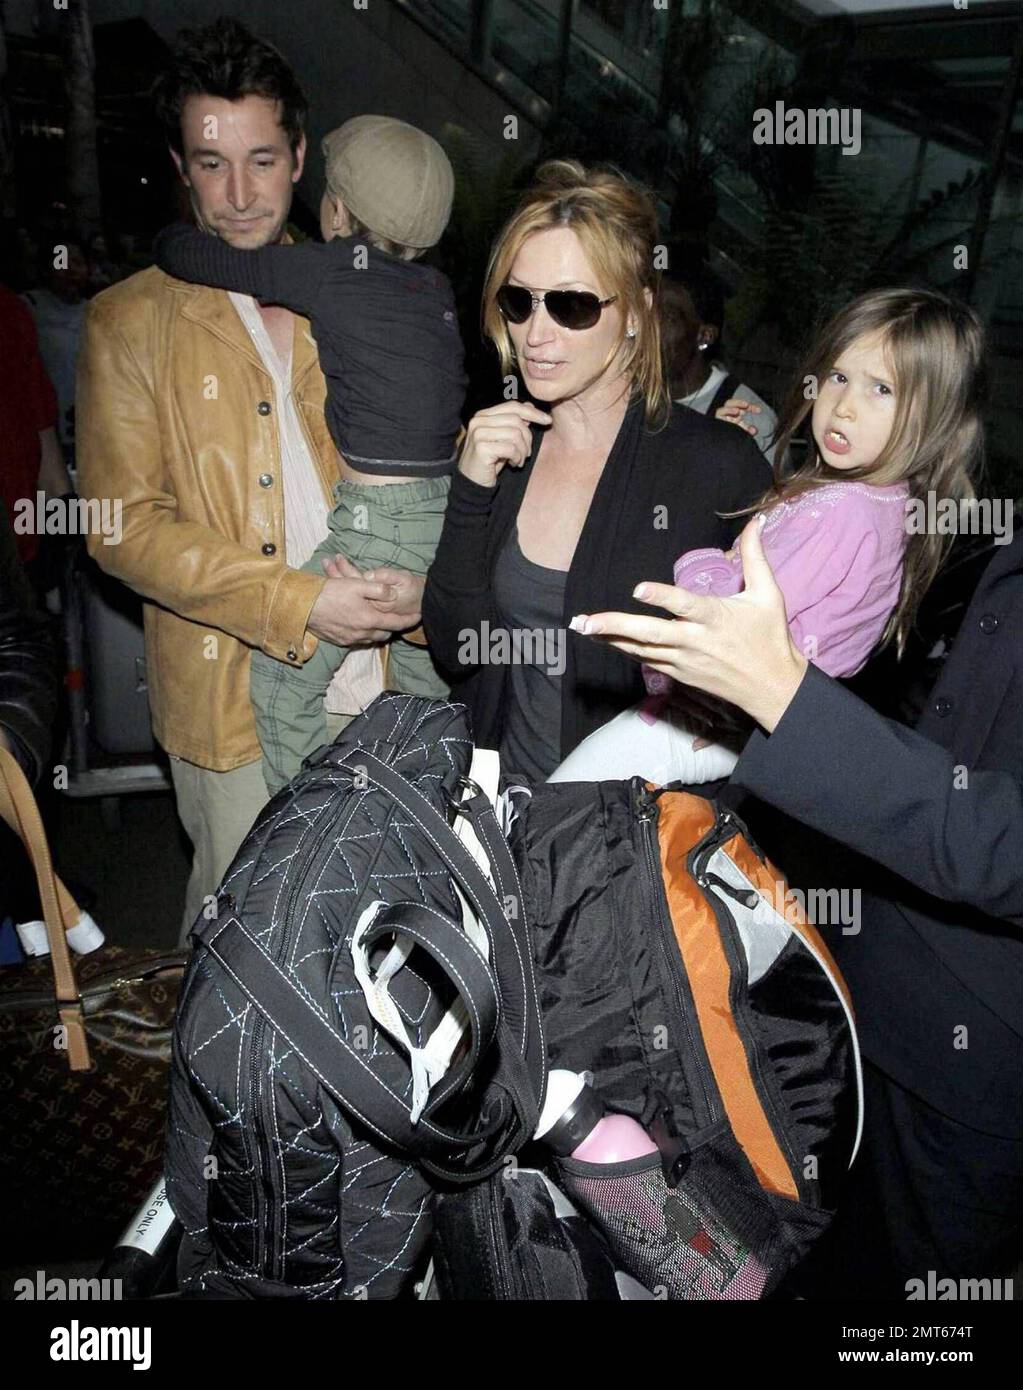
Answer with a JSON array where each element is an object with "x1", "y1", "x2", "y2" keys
[{"x1": 0, "y1": 745, "x2": 90, "y2": 1069}]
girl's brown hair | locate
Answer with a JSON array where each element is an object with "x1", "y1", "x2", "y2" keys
[
  {"x1": 753, "y1": 288, "x2": 988, "y2": 655},
  {"x1": 481, "y1": 159, "x2": 670, "y2": 427}
]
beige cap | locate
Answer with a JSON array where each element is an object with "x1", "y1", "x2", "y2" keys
[{"x1": 322, "y1": 115, "x2": 455, "y2": 250}]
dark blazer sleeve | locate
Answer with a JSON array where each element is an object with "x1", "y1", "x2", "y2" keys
[
  {"x1": 0, "y1": 502, "x2": 57, "y2": 784},
  {"x1": 732, "y1": 662, "x2": 1023, "y2": 929},
  {"x1": 422, "y1": 470, "x2": 498, "y2": 676},
  {"x1": 153, "y1": 224, "x2": 328, "y2": 318}
]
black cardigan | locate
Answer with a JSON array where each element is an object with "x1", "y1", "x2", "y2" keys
[{"x1": 422, "y1": 397, "x2": 769, "y2": 760}]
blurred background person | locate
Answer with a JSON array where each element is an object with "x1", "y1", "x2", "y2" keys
[
  {"x1": 21, "y1": 240, "x2": 90, "y2": 465},
  {"x1": 0, "y1": 284, "x2": 73, "y2": 589},
  {"x1": 86, "y1": 232, "x2": 123, "y2": 296},
  {"x1": 662, "y1": 261, "x2": 777, "y2": 463}
]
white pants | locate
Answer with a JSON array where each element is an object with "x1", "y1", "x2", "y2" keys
[{"x1": 547, "y1": 706, "x2": 740, "y2": 786}]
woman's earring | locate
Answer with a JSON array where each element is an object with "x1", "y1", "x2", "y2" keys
[
  {"x1": 626, "y1": 328, "x2": 637, "y2": 339},
  {"x1": 698, "y1": 341, "x2": 709, "y2": 352}
]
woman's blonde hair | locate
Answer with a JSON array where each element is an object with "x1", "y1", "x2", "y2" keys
[
  {"x1": 749, "y1": 287, "x2": 988, "y2": 656},
  {"x1": 481, "y1": 159, "x2": 670, "y2": 427}
]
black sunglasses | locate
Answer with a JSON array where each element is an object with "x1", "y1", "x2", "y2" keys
[{"x1": 497, "y1": 284, "x2": 618, "y2": 331}]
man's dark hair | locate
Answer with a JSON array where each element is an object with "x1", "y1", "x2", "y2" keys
[{"x1": 152, "y1": 17, "x2": 308, "y2": 156}]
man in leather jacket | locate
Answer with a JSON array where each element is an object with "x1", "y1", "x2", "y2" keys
[{"x1": 76, "y1": 21, "x2": 422, "y2": 940}]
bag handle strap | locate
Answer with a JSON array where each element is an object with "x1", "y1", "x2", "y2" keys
[
  {"x1": 353, "y1": 899, "x2": 500, "y2": 1123},
  {"x1": 454, "y1": 791, "x2": 546, "y2": 1088},
  {"x1": 339, "y1": 752, "x2": 545, "y2": 1104},
  {"x1": 0, "y1": 746, "x2": 90, "y2": 1070},
  {"x1": 203, "y1": 906, "x2": 519, "y2": 1182},
  {"x1": 201, "y1": 751, "x2": 544, "y2": 1180}
]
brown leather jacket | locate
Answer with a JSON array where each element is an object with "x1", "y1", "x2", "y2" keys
[{"x1": 76, "y1": 266, "x2": 338, "y2": 770}]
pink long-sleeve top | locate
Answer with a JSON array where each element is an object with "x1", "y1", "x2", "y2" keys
[{"x1": 643, "y1": 480, "x2": 910, "y2": 705}]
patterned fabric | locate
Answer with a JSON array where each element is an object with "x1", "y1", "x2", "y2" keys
[
  {"x1": 166, "y1": 694, "x2": 528, "y2": 1299},
  {"x1": 556, "y1": 1158, "x2": 770, "y2": 1299},
  {"x1": 0, "y1": 947, "x2": 185, "y2": 1257}
]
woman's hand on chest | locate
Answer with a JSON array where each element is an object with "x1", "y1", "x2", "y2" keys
[{"x1": 457, "y1": 401, "x2": 552, "y2": 488}]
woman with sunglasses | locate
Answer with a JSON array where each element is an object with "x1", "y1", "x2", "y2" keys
[{"x1": 422, "y1": 159, "x2": 766, "y2": 781}]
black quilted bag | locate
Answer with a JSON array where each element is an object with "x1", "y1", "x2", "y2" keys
[{"x1": 165, "y1": 695, "x2": 545, "y2": 1299}]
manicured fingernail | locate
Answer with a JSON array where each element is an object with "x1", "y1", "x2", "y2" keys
[
  {"x1": 633, "y1": 583, "x2": 649, "y2": 600},
  {"x1": 569, "y1": 615, "x2": 588, "y2": 633}
]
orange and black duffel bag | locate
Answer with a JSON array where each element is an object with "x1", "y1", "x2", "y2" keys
[{"x1": 436, "y1": 777, "x2": 863, "y2": 1301}]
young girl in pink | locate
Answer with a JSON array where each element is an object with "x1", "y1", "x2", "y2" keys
[{"x1": 550, "y1": 287, "x2": 987, "y2": 785}]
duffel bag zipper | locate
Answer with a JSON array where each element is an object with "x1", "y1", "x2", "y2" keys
[
  {"x1": 634, "y1": 782, "x2": 718, "y2": 1143},
  {"x1": 485, "y1": 1181, "x2": 514, "y2": 1298},
  {"x1": 698, "y1": 872, "x2": 761, "y2": 913},
  {"x1": 689, "y1": 817, "x2": 806, "y2": 1202},
  {"x1": 248, "y1": 1010, "x2": 270, "y2": 1275}
]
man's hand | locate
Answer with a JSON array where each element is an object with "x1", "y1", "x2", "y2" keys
[
  {"x1": 361, "y1": 566, "x2": 424, "y2": 629},
  {"x1": 307, "y1": 555, "x2": 415, "y2": 647},
  {"x1": 570, "y1": 517, "x2": 809, "y2": 733},
  {"x1": 318, "y1": 553, "x2": 424, "y2": 632}
]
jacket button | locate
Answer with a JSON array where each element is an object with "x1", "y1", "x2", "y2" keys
[
  {"x1": 286, "y1": 647, "x2": 298, "y2": 662},
  {"x1": 933, "y1": 696, "x2": 953, "y2": 717},
  {"x1": 258, "y1": 473, "x2": 274, "y2": 488},
  {"x1": 257, "y1": 400, "x2": 272, "y2": 416},
  {"x1": 979, "y1": 613, "x2": 999, "y2": 635},
  {"x1": 261, "y1": 542, "x2": 277, "y2": 556}
]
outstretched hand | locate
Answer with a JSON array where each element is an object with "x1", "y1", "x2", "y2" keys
[{"x1": 569, "y1": 516, "x2": 809, "y2": 733}]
